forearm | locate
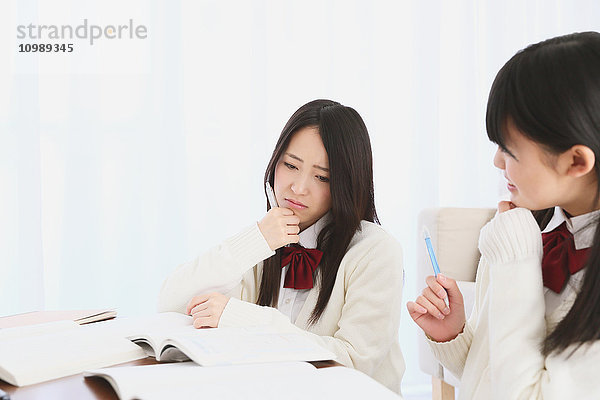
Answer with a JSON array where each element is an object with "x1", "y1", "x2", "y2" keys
[
  {"x1": 427, "y1": 321, "x2": 473, "y2": 379},
  {"x1": 480, "y1": 208, "x2": 546, "y2": 399},
  {"x1": 219, "y1": 234, "x2": 404, "y2": 375},
  {"x1": 157, "y1": 223, "x2": 274, "y2": 313},
  {"x1": 219, "y1": 297, "x2": 399, "y2": 372}
]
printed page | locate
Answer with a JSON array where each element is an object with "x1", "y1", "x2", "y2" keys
[
  {"x1": 165, "y1": 326, "x2": 335, "y2": 365},
  {"x1": 79, "y1": 312, "x2": 195, "y2": 358}
]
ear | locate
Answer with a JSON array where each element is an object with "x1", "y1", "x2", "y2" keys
[{"x1": 563, "y1": 145, "x2": 596, "y2": 178}]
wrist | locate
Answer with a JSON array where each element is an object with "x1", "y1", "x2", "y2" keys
[
  {"x1": 427, "y1": 323, "x2": 465, "y2": 343},
  {"x1": 256, "y1": 221, "x2": 275, "y2": 251},
  {"x1": 479, "y1": 208, "x2": 542, "y2": 264}
]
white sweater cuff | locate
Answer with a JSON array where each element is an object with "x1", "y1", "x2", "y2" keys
[
  {"x1": 219, "y1": 297, "x2": 278, "y2": 328},
  {"x1": 224, "y1": 223, "x2": 275, "y2": 270},
  {"x1": 478, "y1": 208, "x2": 542, "y2": 265},
  {"x1": 427, "y1": 323, "x2": 473, "y2": 376}
]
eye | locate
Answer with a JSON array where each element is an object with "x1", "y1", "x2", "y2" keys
[
  {"x1": 316, "y1": 175, "x2": 330, "y2": 183},
  {"x1": 499, "y1": 146, "x2": 517, "y2": 159},
  {"x1": 284, "y1": 162, "x2": 297, "y2": 170}
]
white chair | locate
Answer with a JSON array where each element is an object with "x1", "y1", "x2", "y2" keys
[{"x1": 417, "y1": 207, "x2": 496, "y2": 400}]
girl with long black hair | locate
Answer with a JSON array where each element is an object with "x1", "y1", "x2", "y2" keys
[
  {"x1": 409, "y1": 32, "x2": 600, "y2": 399},
  {"x1": 159, "y1": 99, "x2": 405, "y2": 394}
]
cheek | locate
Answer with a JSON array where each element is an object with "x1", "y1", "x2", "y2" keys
[
  {"x1": 504, "y1": 159, "x2": 519, "y2": 181},
  {"x1": 273, "y1": 164, "x2": 287, "y2": 191},
  {"x1": 316, "y1": 185, "x2": 332, "y2": 211},
  {"x1": 493, "y1": 149, "x2": 505, "y2": 169}
]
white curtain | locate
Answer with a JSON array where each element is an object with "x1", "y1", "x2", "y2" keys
[{"x1": 2, "y1": 0, "x2": 599, "y2": 396}]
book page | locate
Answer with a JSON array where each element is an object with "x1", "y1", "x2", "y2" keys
[
  {"x1": 0, "y1": 321, "x2": 146, "y2": 386},
  {"x1": 124, "y1": 312, "x2": 195, "y2": 358},
  {"x1": 77, "y1": 312, "x2": 195, "y2": 358},
  {"x1": 164, "y1": 326, "x2": 335, "y2": 365},
  {"x1": 86, "y1": 362, "x2": 401, "y2": 400},
  {"x1": 80, "y1": 313, "x2": 334, "y2": 366},
  {"x1": 86, "y1": 361, "x2": 318, "y2": 400}
]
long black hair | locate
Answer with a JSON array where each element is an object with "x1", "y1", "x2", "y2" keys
[
  {"x1": 257, "y1": 99, "x2": 378, "y2": 324},
  {"x1": 486, "y1": 32, "x2": 600, "y2": 355}
]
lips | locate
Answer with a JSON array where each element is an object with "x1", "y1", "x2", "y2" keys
[
  {"x1": 285, "y1": 198, "x2": 307, "y2": 209},
  {"x1": 504, "y1": 176, "x2": 517, "y2": 191}
]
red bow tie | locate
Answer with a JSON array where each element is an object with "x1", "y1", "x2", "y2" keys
[
  {"x1": 280, "y1": 245, "x2": 323, "y2": 290},
  {"x1": 541, "y1": 222, "x2": 590, "y2": 293}
]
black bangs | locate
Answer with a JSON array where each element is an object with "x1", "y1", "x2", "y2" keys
[
  {"x1": 486, "y1": 33, "x2": 600, "y2": 156},
  {"x1": 485, "y1": 47, "x2": 548, "y2": 153},
  {"x1": 485, "y1": 58, "x2": 512, "y2": 151},
  {"x1": 258, "y1": 99, "x2": 378, "y2": 324},
  {"x1": 484, "y1": 31, "x2": 600, "y2": 357}
]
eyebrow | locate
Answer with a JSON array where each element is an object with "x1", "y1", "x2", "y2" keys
[
  {"x1": 285, "y1": 152, "x2": 330, "y2": 172},
  {"x1": 500, "y1": 143, "x2": 518, "y2": 160}
]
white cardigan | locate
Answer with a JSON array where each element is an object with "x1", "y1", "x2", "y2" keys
[
  {"x1": 157, "y1": 220, "x2": 405, "y2": 394},
  {"x1": 429, "y1": 208, "x2": 600, "y2": 399}
]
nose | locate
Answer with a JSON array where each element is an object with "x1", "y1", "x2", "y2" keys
[
  {"x1": 291, "y1": 173, "x2": 310, "y2": 195},
  {"x1": 493, "y1": 147, "x2": 505, "y2": 170}
]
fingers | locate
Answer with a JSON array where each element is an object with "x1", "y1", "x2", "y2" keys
[
  {"x1": 285, "y1": 223, "x2": 300, "y2": 235},
  {"x1": 287, "y1": 234, "x2": 300, "y2": 244},
  {"x1": 426, "y1": 275, "x2": 449, "y2": 304},
  {"x1": 416, "y1": 288, "x2": 449, "y2": 319},
  {"x1": 258, "y1": 208, "x2": 301, "y2": 250},
  {"x1": 188, "y1": 293, "x2": 230, "y2": 328},
  {"x1": 192, "y1": 315, "x2": 217, "y2": 328},
  {"x1": 278, "y1": 207, "x2": 295, "y2": 216},
  {"x1": 406, "y1": 301, "x2": 427, "y2": 316},
  {"x1": 190, "y1": 302, "x2": 208, "y2": 314},
  {"x1": 186, "y1": 294, "x2": 209, "y2": 315},
  {"x1": 435, "y1": 274, "x2": 464, "y2": 305},
  {"x1": 498, "y1": 200, "x2": 517, "y2": 213}
]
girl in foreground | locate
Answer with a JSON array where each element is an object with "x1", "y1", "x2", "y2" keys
[
  {"x1": 409, "y1": 32, "x2": 600, "y2": 399},
  {"x1": 158, "y1": 99, "x2": 405, "y2": 394}
]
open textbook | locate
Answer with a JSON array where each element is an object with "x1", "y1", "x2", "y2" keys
[
  {"x1": 0, "y1": 312, "x2": 335, "y2": 388},
  {"x1": 86, "y1": 361, "x2": 401, "y2": 400},
  {"x1": 125, "y1": 312, "x2": 336, "y2": 366},
  {"x1": 0, "y1": 320, "x2": 146, "y2": 387}
]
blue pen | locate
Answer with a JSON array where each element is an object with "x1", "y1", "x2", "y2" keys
[{"x1": 423, "y1": 226, "x2": 450, "y2": 308}]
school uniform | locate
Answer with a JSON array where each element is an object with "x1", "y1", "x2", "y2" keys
[
  {"x1": 157, "y1": 215, "x2": 405, "y2": 394},
  {"x1": 428, "y1": 207, "x2": 600, "y2": 399}
]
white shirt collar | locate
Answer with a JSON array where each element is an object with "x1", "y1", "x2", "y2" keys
[
  {"x1": 298, "y1": 212, "x2": 331, "y2": 249},
  {"x1": 542, "y1": 206, "x2": 600, "y2": 250}
]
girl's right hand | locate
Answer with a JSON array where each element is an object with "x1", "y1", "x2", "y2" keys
[
  {"x1": 257, "y1": 207, "x2": 300, "y2": 251},
  {"x1": 407, "y1": 274, "x2": 466, "y2": 342}
]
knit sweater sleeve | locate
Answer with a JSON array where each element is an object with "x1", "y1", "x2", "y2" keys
[
  {"x1": 157, "y1": 223, "x2": 275, "y2": 314},
  {"x1": 426, "y1": 315, "x2": 475, "y2": 379},
  {"x1": 479, "y1": 207, "x2": 546, "y2": 399},
  {"x1": 482, "y1": 208, "x2": 600, "y2": 399},
  {"x1": 219, "y1": 231, "x2": 404, "y2": 377}
]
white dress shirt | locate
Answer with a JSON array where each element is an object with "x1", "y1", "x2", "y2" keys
[
  {"x1": 277, "y1": 214, "x2": 330, "y2": 323},
  {"x1": 542, "y1": 206, "x2": 600, "y2": 316}
]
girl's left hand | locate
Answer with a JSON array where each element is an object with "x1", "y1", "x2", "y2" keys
[
  {"x1": 186, "y1": 292, "x2": 230, "y2": 328},
  {"x1": 498, "y1": 200, "x2": 517, "y2": 213}
]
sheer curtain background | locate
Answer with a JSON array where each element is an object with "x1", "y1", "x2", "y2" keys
[{"x1": 2, "y1": 0, "x2": 598, "y2": 396}]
